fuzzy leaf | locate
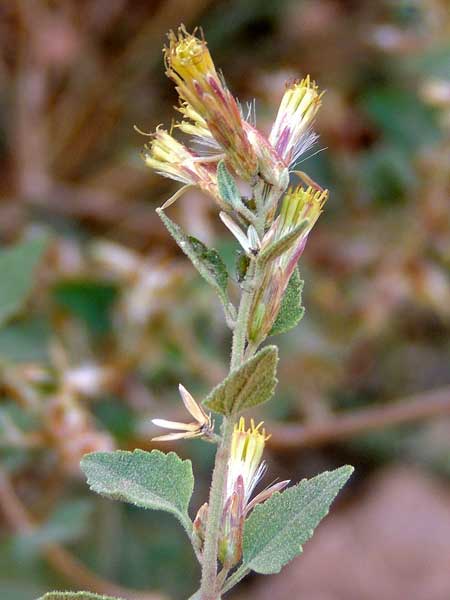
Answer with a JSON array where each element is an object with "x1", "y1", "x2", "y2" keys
[
  {"x1": 203, "y1": 346, "x2": 278, "y2": 415},
  {"x1": 0, "y1": 237, "x2": 48, "y2": 327},
  {"x1": 80, "y1": 449, "x2": 194, "y2": 532},
  {"x1": 242, "y1": 465, "x2": 354, "y2": 574},
  {"x1": 187, "y1": 236, "x2": 228, "y2": 293},
  {"x1": 217, "y1": 160, "x2": 241, "y2": 208},
  {"x1": 157, "y1": 209, "x2": 234, "y2": 320},
  {"x1": 38, "y1": 594, "x2": 123, "y2": 600},
  {"x1": 269, "y1": 267, "x2": 304, "y2": 336},
  {"x1": 258, "y1": 219, "x2": 309, "y2": 265}
]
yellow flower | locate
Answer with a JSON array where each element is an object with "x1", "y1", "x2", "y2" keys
[
  {"x1": 219, "y1": 418, "x2": 289, "y2": 566},
  {"x1": 164, "y1": 26, "x2": 258, "y2": 181},
  {"x1": 227, "y1": 418, "x2": 270, "y2": 503},
  {"x1": 269, "y1": 76, "x2": 323, "y2": 167}
]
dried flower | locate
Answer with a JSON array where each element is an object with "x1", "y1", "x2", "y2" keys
[
  {"x1": 164, "y1": 26, "x2": 258, "y2": 181},
  {"x1": 249, "y1": 185, "x2": 329, "y2": 345},
  {"x1": 152, "y1": 384, "x2": 214, "y2": 441},
  {"x1": 269, "y1": 76, "x2": 323, "y2": 168}
]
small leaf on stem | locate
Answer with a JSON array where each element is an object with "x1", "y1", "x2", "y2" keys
[
  {"x1": 269, "y1": 267, "x2": 304, "y2": 336},
  {"x1": 203, "y1": 346, "x2": 278, "y2": 415},
  {"x1": 157, "y1": 209, "x2": 235, "y2": 321}
]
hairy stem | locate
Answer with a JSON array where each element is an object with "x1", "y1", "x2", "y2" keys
[{"x1": 199, "y1": 260, "x2": 258, "y2": 600}]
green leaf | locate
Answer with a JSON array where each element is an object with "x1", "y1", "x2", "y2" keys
[
  {"x1": 0, "y1": 237, "x2": 48, "y2": 327},
  {"x1": 269, "y1": 267, "x2": 304, "y2": 336},
  {"x1": 80, "y1": 449, "x2": 194, "y2": 533},
  {"x1": 217, "y1": 160, "x2": 241, "y2": 208},
  {"x1": 157, "y1": 208, "x2": 235, "y2": 321},
  {"x1": 187, "y1": 236, "x2": 228, "y2": 293},
  {"x1": 258, "y1": 220, "x2": 309, "y2": 265},
  {"x1": 203, "y1": 346, "x2": 278, "y2": 415},
  {"x1": 38, "y1": 593, "x2": 123, "y2": 600},
  {"x1": 242, "y1": 465, "x2": 354, "y2": 574}
]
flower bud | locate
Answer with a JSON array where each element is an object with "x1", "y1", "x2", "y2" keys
[
  {"x1": 192, "y1": 502, "x2": 209, "y2": 555},
  {"x1": 249, "y1": 185, "x2": 328, "y2": 345}
]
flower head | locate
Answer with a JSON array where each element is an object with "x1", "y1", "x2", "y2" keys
[
  {"x1": 143, "y1": 127, "x2": 224, "y2": 205},
  {"x1": 175, "y1": 101, "x2": 219, "y2": 151},
  {"x1": 269, "y1": 76, "x2": 323, "y2": 168},
  {"x1": 249, "y1": 185, "x2": 329, "y2": 345},
  {"x1": 227, "y1": 417, "x2": 268, "y2": 503},
  {"x1": 164, "y1": 26, "x2": 258, "y2": 180},
  {"x1": 152, "y1": 384, "x2": 214, "y2": 441},
  {"x1": 218, "y1": 418, "x2": 289, "y2": 566}
]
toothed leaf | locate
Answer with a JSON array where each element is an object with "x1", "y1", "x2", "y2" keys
[
  {"x1": 81, "y1": 449, "x2": 194, "y2": 533},
  {"x1": 242, "y1": 465, "x2": 354, "y2": 574}
]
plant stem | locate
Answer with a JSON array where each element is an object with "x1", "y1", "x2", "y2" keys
[{"x1": 199, "y1": 260, "x2": 258, "y2": 600}]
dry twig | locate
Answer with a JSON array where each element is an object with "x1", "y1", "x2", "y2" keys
[{"x1": 269, "y1": 385, "x2": 450, "y2": 450}]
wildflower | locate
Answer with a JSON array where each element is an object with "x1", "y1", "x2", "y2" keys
[
  {"x1": 152, "y1": 384, "x2": 214, "y2": 441},
  {"x1": 269, "y1": 76, "x2": 323, "y2": 168},
  {"x1": 249, "y1": 185, "x2": 329, "y2": 345},
  {"x1": 143, "y1": 127, "x2": 224, "y2": 207},
  {"x1": 218, "y1": 418, "x2": 289, "y2": 566},
  {"x1": 164, "y1": 26, "x2": 258, "y2": 181}
]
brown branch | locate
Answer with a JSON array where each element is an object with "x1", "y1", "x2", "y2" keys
[
  {"x1": 0, "y1": 468, "x2": 168, "y2": 600},
  {"x1": 268, "y1": 385, "x2": 450, "y2": 450}
]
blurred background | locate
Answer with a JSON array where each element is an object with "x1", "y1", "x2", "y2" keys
[{"x1": 0, "y1": 1, "x2": 449, "y2": 599}]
